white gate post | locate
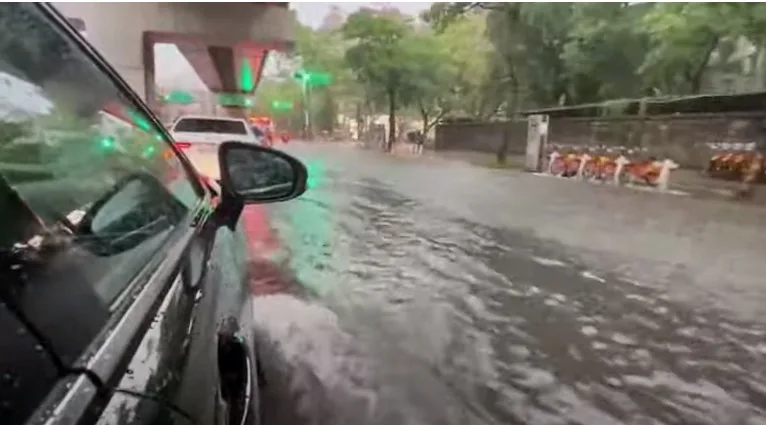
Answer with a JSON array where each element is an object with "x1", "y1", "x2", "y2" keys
[{"x1": 525, "y1": 114, "x2": 549, "y2": 172}]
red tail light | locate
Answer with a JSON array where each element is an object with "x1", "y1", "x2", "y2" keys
[{"x1": 175, "y1": 142, "x2": 192, "y2": 150}]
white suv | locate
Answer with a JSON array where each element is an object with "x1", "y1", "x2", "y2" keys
[
  {"x1": 170, "y1": 115, "x2": 261, "y2": 147},
  {"x1": 169, "y1": 115, "x2": 261, "y2": 179}
]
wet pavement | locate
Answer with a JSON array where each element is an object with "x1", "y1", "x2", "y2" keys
[{"x1": 249, "y1": 142, "x2": 766, "y2": 425}]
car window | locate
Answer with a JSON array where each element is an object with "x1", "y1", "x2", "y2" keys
[
  {"x1": 173, "y1": 117, "x2": 248, "y2": 135},
  {"x1": 0, "y1": 2, "x2": 203, "y2": 369}
]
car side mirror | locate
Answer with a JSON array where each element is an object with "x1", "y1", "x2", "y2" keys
[
  {"x1": 214, "y1": 141, "x2": 307, "y2": 229},
  {"x1": 76, "y1": 172, "x2": 187, "y2": 256}
]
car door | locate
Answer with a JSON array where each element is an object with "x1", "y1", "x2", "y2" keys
[{"x1": 0, "y1": 4, "x2": 258, "y2": 425}]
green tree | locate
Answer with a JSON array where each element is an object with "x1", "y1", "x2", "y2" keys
[
  {"x1": 252, "y1": 79, "x2": 303, "y2": 133},
  {"x1": 562, "y1": 3, "x2": 651, "y2": 102},
  {"x1": 403, "y1": 33, "x2": 455, "y2": 135},
  {"x1": 342, "y1": 11, "x2": 415, "y2": 151},
  {"x1": 484, "y1": 3, "x2": 527, "y2": 163},
  {"x1": 639, "y1": 3, "x2": 729, "y2": 95},
  {"x1": 436, "y1": 11, "x2": 501, "y2": 119}
]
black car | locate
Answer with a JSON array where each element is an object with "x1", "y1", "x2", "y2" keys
[{"x1": 0, "y1": 3, "x2": 307, "y2": 425}]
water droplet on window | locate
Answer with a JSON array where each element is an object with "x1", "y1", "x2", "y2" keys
[
  {"x1": 15, "y1": 327, "x2": 26, "y2": 336},
  {"x1": 34, "y1": 344, "x2": 43, "y2": 352}
]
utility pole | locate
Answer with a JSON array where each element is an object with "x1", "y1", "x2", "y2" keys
[
  {"x1": 304, "y1": 80, "x2": 312, "y2": 140},
  {"x1": 297, "y1": 74, "x2": 311, "y2": 140}
]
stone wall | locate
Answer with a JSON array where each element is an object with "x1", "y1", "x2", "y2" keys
[
  {"x1": 434, "y1": 113, "x2": 766, "y2": 168},
  {"x1": 434, "y1": 120, "x2": 529, "y2": 155}
]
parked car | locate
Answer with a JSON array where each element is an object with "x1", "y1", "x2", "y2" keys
[{"x1": 0, "y1": 3, "x2": 307, "y2": 425}]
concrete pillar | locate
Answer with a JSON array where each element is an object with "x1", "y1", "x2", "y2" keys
[
  {"x1": 177, "y1": 45, "x2": 270, "y2": 98},
  {"x1": 52, "y1": 2, "x2": 296, "y2": 102},
  {"x1": 53, "y1": 3, "x2": 162, "y2": 100},
  {"x1": 177, "y1": 44, "x2": 223, "y2": 91},
  {"x1": 142, "y1": 33, "x2": 157, "y2": 113},
  {"x1": 208, "y1": 46, "x2": 238, "y2": 93}
]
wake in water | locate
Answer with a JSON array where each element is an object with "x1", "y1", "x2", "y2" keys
[
  {"x1": 251, "y1": 291, "x2": 497, "y2": 425},
  {"x1": 252, "y1": 294, "x2": 382, "y2": 425},
  {"x1": 245, "y1": 148, "x2": 766, "y2": 425}
]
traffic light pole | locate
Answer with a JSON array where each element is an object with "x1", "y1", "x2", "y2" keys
[
  {"x1": 300, "y1": 79, "x2": 313, "y2": 140},
  {"x1": 305, "y1": 83, "x2": 313, "y2": 140},
  {"x1": 295, "y1": 69, "x2": 331, "y2": 141}
]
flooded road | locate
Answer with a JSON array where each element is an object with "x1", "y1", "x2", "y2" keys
[{"x1": 250, "y1": 143, "x2": 766, "y2": 425}]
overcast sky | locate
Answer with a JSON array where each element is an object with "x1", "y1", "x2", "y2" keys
[
  {"x1": 294, "y1": 2, "x2": 432, "y2": 28},
  {"x1": 155, "y1": 2, "x2": 433, "y2": 90}
]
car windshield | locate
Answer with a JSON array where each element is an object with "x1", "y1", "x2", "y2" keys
[{"x1": 173, "y1": 118, "x2": 247, "y2": 135}]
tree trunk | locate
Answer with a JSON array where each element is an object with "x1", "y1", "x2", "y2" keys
[
  {"x1": 387, "y1": 89, "x2": 396, "y2": 152},
  {"x1": 420, "y1": 106, "x2": 429, "y2": 137},
  {"x1": 355, "y1": 102, "x2": 362, "y2": 140},
  {"x1": 497, "y1": 73, "x2": 520, "y2": 165},
  {"x1": 689, "y1": 36, "x2": 720, "y2": 94},
  {"x1": 497, "y1": 126, "x2": 510, "y2": 164}
]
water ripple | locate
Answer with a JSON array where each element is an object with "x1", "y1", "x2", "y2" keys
[{"x1": 250, "y1": 146, "x2": 766, "y2": 425}]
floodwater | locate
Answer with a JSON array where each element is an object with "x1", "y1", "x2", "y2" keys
[{"x1": 249, "y1": 143, "x2": 766, "y2": 425}]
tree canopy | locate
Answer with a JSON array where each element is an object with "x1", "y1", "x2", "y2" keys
[{"x1": 254, "y1": 3, "x2": 766, "y2": 150}]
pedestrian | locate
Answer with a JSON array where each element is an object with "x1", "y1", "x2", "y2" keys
[
  {"x1": 415, "y1": 130, "x2": 425, "y2": 156},
  {"x1": 407, "y1": 131, "x2": 417, "y2": 154}
]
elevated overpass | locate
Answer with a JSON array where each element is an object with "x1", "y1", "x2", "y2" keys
[{"x1": 52, "y1": 3, "x2": 295, "y2": 115}]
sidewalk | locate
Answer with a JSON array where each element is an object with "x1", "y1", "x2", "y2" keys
[
  {"x1": 423, "y1": 149, "x2": 766, "y2": 204},
  {"x1": 669, "y1": 169, "x2": 766, "y2": 203}
]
